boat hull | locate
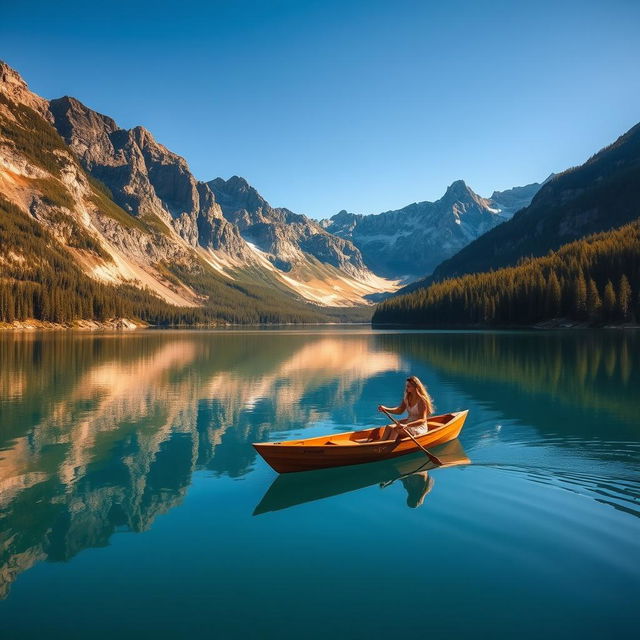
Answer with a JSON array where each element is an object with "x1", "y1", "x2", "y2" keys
[{"x1": 253, "y1": 410, "x2": 468, "y2": 473}]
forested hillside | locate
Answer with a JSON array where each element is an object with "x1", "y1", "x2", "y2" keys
[
  {"x1": 422, "y1": 122, "x2": 640, "y2": 284},
  {"x1": 0, "y1": 195, "x2": 333, "y2": 325},
  {"x1": 373, "y1": 220, "x2": 640, "y2": 327}
]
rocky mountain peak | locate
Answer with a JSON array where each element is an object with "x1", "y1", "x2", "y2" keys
[
  {"x1": 208, "y1": 175, "x2": 269, "y2": 216},
  {"x1": 47, "y1": 94, "x2": 245, "y2": 250},
  {"x1": 130, "y1": 125, "x2": 159, "y2": 148},
  {"x1": 0, "y1": 60, "x2": 30, "y2": 97},
  {"x1": 226, "y1": 175, "x2": 251, "y2": 189},
  {"x1": 440, "y1": 179, "x2": 483, "y2": 206},
  {"x1": 207, "y1": 176, "x2": 372, "y2": 279},
  {"x1": 488, "y1": 181, "x2": 544, "y2": 218},
  {"x1": 320, "y1": 209, "x2": 361, "y2": 237},
  {"x1": 445, "y1": 178, "x2": 468, "y2": 193},
  {"x1": 49, "y1": 96, "x2": 119, "y2": 153},
  {"x1": 0, "y1": 60, "x2": 51, "y2": 118},
  {"x1": 322, "y1": 176, "x2": 542, "y2": 280},
  {"x1": 207, "y1": 176, "x2": 272, "y2": 228}
]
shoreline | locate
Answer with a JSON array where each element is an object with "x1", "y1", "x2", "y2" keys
[
  {"x1": 0, "y1": 319, "x2": 374, "y2": 332},
  {"x1": 0, "y1": 318, "x2": 148, "y2": 331},
  {"x1": 1, "y1": 319, "x2": 638, "y2": 332},
  {"x1": 371, "y1": 320, "x2": 640, "y2": 330}
]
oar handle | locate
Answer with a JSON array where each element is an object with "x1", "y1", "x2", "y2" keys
[{"x1": 380, "y1": 407, "x2": 443, "y2": 466}]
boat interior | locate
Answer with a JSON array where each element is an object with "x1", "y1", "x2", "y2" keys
[{"x1": 267, "y1": 412, "x2": 457, "y2": 447}]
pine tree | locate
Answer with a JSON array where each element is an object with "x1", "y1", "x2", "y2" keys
[
  {"x1": 546, "y1": 271, "x2": 562, "y2": 317},
  {"x1": 372, "y1": 220, "x2": 640, "y2": 328},
  {"x1": 617, "y1": 274, "x2": 632, "y2": 322},
  {"x1": 586, "y1": 278, "x2": 602, "y2": 321},
  {"x1": 573, "y1": 271, "x2": 587, "y2": 319},
  {"x1": 603, "y1": 280, "x2": 616, "y2": 322}
]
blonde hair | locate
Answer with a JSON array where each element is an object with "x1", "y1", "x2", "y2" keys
[{"x1": 405, "y1": 375, "x2": 434, "y2": 416}]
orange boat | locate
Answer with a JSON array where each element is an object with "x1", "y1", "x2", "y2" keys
[
  {"x1": 253, "y1": 410, "x2": 468, "y2": 473},
  {"x1": 254, "y1": 439, "x2": 470, "y2": 514}
]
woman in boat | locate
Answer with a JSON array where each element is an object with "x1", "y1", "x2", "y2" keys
[{"x1": 377, "y1": 375, "x2": 434, "y2": 441}]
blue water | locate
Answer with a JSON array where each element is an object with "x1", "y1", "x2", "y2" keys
[{"x1": 0, "y1": 329, "x2": 638, "y2": 638}]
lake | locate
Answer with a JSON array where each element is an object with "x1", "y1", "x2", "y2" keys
[{"x1": 1, "y1": 329, "x2": 639, "y2": 638}]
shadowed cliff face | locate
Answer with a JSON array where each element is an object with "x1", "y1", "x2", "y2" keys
[{"x1": 0, "y1": 331, "x2": 402, "y2": 598}]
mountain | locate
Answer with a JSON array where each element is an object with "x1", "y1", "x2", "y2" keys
[
  {"x1": 489, "y1": 178, "x2": 551, "y2": 219},
  {"x1": 49, "y1": 95, "x2": 376, "y2": 290},
  {"x1": 428, "y1": 124, "x2": 640, "y2": 282},
  {"x1": 48, "y1": 95, "x2": 246, "y2": 255},
  {"x1": 204, "y1": 175, "x2": 396, "y2": 307},
  {"x1": 0, "y1": 61, "x2": 393, "y2": 327},
  {"x1": 46, "y1": 90, "x2": 390, "y2": 306},
  {"x1": 208, "y1": 176, "x2": 368, "y2": 278},
  {"x1": 322, "y1": 179, "x2": 542, "y2": 280},
  {"x1": 0, "y1": 61, "x2": 323, "y2": 324}
]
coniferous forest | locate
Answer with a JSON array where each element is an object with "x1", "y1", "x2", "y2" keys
[{"x1": 373, "y1": 220, "x2": 640, "y2": 327}]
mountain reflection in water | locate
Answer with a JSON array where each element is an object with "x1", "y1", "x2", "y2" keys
[
  {"x1": 0, "y1": 331, "x2": 401, "y2": 598},
  {"x1": 0, "y1": 329, "x2": 638, "y2": 607}
]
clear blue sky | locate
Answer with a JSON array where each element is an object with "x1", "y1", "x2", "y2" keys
[{"x1": 3, "y1": 0, "x2": 639, "y2": 218}]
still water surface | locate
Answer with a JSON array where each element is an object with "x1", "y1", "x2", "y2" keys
[{"x1": 1, "y1": 329, "x2": 639, "y2": 638}]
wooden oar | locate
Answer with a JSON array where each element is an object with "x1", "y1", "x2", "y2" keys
[{"x1": 381, "y1": 408, "x2": 443, "y2": 466}]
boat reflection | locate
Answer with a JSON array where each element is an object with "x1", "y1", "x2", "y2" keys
[{"x1": 253, "y1": 439, "x2": 470, "y2": 515}]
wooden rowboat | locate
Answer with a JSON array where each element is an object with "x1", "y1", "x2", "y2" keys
[
  {"x1": 253, "y1": 410, "x2": 468, "y2": 473},
  {"x1": 253, "y1": 439, "x2": 470, "y2": 514}
]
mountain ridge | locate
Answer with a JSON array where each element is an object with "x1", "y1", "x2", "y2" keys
[
  {"x1": 321, "y1": 178, "x2": 543, "y2": 279},
  {"x1": 0, "y1": 60, "x2": 396, "y2": 321},
  {"x1": 46, "y1": 89, "x2": 391, "y2": 306}
]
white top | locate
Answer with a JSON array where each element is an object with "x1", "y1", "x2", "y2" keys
[
  {"x1": 407, "y1": 398, "x2": 423, "y2": 420},
  {"x1": 404, "y1": 396, "x2": 429, "y2": 437}
]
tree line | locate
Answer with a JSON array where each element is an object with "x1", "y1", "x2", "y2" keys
[{"x1": 373, "y1": 219, "x2": 640, "y2": 327}]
